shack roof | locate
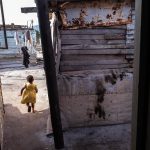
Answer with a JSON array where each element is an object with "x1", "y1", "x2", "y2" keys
[{"x1": 0, "y1": 24, "x2": 33, "y2": 30}]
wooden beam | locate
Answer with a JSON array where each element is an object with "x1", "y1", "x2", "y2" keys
[{"x1": 36, "y1": 0, "x2": 64, "y2": 149}]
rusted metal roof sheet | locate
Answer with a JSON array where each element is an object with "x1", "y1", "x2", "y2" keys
[{"x1": 60, "y1": 1, "x2": 132, "y2": 29}]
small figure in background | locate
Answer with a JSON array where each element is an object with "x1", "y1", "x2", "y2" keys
[
  {"x1": 25, "y1": 30, "x2": 32, "y2": 45},
  {"x1": 21, "y1": 46, "x2": 30, "y2": 68},
  {"x1": 19, "y1": 75, "x2": 38, "y2": 113}
]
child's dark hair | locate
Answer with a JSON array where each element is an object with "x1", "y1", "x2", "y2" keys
[{"x1": 27, "y1": 75, "x2": 34, "y2": 83}]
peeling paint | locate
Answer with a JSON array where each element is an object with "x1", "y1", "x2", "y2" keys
[{"x1": 60, "y1": 1, "x2": 132, "y2": 29}]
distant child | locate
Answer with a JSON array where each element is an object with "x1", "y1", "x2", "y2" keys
[
  {"x1": 21, "y1": 46, "x2": 30, "y2": 68},
  {"x1": 19, "y1": 75, "x2": 38, "y2": 113}
]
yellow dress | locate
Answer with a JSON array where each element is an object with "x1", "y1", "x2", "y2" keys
[{"x1": 21, "y1": 83, "x2": 37, "y2": 104}]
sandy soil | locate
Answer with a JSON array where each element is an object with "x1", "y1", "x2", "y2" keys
[{"x1": 0, "y1": 65, "x2": 54, "y2": 150}]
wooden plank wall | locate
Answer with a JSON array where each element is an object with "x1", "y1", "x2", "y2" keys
[
  {"x1": 56, "y1": 4, "x2": 135, "y2": 128},
  {"x1": 60, "y1": 22, "x2": 134, "y2": 72}
]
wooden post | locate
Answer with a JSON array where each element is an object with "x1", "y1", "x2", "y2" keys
[
  {"x1": 0, "y1": 0, "x2": 8, "y2": 49},
  {"x1": 35, "y1": 0, "x2": 64, "y2": 149}
]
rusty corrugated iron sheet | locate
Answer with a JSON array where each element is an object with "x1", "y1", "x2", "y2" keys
[{"x1": 60, "y1": 1, "x2": 132, "y2": 29}]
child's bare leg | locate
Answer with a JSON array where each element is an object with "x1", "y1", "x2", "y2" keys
[
  {"x1": 31, "y1": 103, "x2": 35, "y2": 113},
  {"x1": 26, "y1": 103, "x2": 29, "y2": 107}
]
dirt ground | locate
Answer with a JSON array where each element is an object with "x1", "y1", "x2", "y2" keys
[
  {"x1": 0, "y1": 65, "x2": 131, "y2": 150},
  {"x1": 0, "y1": 65, "x2": 55, "y2": 150}
]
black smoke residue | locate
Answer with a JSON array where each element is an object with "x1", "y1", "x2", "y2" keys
[{"x1": 94, "y1": 80, "x2": 106, "y2": 119}]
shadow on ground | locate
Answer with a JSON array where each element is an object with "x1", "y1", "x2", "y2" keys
[
  {"x1": 3, "y1": 103, "x2": 53, "y2": 150},
  {"x1": 3, "y1": 104, "x2": 131, "y2": 150}
]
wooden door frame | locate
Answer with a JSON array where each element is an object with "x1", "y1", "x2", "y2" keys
[{"x1": 132, "y1": 0, "x2": 150, "y2": 149}]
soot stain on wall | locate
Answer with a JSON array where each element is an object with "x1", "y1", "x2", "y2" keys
[{"x1": 94, "y1": 80, "x2": 106, "y2": 119}]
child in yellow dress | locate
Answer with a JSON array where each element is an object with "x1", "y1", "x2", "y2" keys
[{"x1": 20, "y1": 75, "x2": 38, "y2": 113}]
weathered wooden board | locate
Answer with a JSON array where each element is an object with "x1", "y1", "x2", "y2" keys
[
  {"x1": 60, "y1": 25, "x2": 126, "y2": 31},
  {"x1": 61, "y1": 39, "x2": 125, "y2": 45},
  {"x1": 61, "y1": 44, "x2": 134, "y2": 50},
  {"x1": 61, "y1": 54, "x2": 126, "y2": 61},
  {"x1": 60, "y1": 59, "x2": 128, "y2": 66},
  {"x1": 60, "y1": 64, "x2": 131, "y2": 72},
  {"x1": 60, "y1": 29, "x2": 126, "y2": 35},
  {"x1": 62, "y1": 49, "x2": 134, "y2": 55},
  {"x1": 61, "y1": 34, "x2": 126, "y2": 40},
  {"x1": 61, "y1": 34, "x2": 105, "y2": 40},
  {"x1": 104, "y1": 33, "x2": 126, "y2": 40}
]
